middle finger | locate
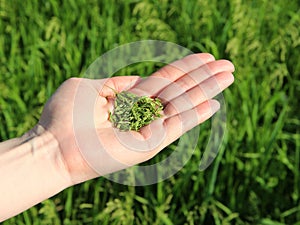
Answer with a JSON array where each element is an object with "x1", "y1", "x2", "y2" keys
[
  {"x1": 158, "y1": 60, "x2": 235, "y2": 103},
  {"x1": 163, "y1": 71, "x2": 234, "y2": 117}
]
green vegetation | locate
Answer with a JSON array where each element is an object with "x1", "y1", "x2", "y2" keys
[
  {"x1": 109, "y1": 91, "x2": 163, "y2": 131},
  {"x1": 0, "y1": 0, "x2": 299, "y2": 224}
]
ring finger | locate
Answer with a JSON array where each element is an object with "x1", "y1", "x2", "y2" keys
[{"x1": 163, "y1": 71, "x2": 234, "y2": 117}]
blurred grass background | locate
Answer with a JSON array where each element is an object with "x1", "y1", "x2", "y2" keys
[{"x1": 0, "y1": 0, "x2": 299, "y2": 224}]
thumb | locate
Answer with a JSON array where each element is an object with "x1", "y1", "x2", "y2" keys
[{"x1": 97, "y1": 76, "x2": 142, "y2": 97}]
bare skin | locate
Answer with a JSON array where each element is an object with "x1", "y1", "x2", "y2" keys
[{"x1": 0, "y1": 53, "x2": 234, "y2": 221}]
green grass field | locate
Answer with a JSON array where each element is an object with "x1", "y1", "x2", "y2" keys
[{"x1": 1, "y1": 0, "x2": 300, "y2": 224}]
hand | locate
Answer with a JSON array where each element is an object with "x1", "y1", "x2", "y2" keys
[{"x1": 37, "y1": 53, "x2": 234, "y2": 184}]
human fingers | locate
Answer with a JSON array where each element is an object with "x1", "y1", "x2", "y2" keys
[
  {"x1": 126, "y1": 98, "x2": 220, "y2": 154},
  {"x1": 161, "y1": 99, "x2": 220, "y2": 146},
  {"x1": 82, "y1": 76, "x2": 142, "y2": 97},
  {"x1": 163, "y1": 71, "x2": 234, "y2": 117},
  {"x1": 152, "y1": 53, "x2": 215, "y2": 80},
  {"x1": 129, "y1": 53, "x2": 215, "y2": 96},
  {"x1": 158, "y1": 60, "x2": 235, "y2": 103}
]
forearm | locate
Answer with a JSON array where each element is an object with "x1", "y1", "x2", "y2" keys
[
  {"x1": 0, "y1": 138, "x2": 26, "y2": 154},
  {"x1": 0, "y1": 127, "x2": 72, "y2": 222},
  {"x1": 0, "y1": 127, "x2": 42, "y2": 153}
]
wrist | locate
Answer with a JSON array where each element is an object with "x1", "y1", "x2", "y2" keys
[
  {"x1": 28, "y1": 125, "x2": 73, "y2": 187},
  {"x1": 28, "y1": 125, "x2": 73, "y2": 186},
  {"x1": 39, "y1": 125, "x2": 100, "y2": 185},
  {"x1": 0, "y1": 125, "x2": 72, "y2": 221}
]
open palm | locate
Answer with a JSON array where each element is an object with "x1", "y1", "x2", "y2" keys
[{"x1": 38, "y1": 53, "x2": 234, "y2": 184}]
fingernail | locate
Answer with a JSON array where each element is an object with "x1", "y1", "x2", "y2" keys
[
  {"x1": 209, "y1": 100, "x2": 220, "y2": 113},
  {"x1": 219, "y1": 73, "x2": 234, "y2": 88}
]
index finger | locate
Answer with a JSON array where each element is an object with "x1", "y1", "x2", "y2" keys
[
  {"x1": 129, "y1": 53, "x2": 215, "y2": 96},
  {"x1": 152, "y1": 53, "x2": 215, "y2": 80}
]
